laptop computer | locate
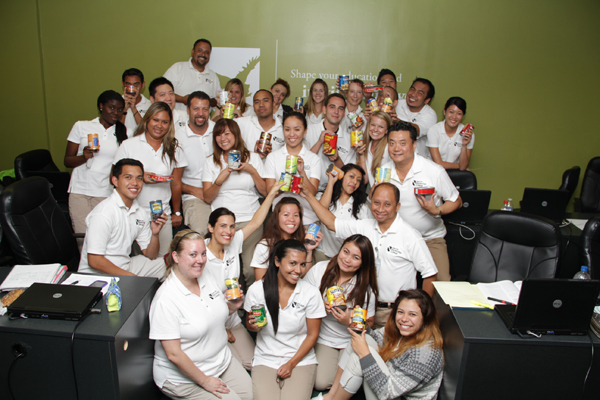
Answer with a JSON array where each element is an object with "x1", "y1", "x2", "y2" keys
[
  {"x1": 8, "y1": 283, "x2": 103, "y2": 321},
  {"x1": 520, "y1": 188, "x2": 570, "y2": 223},
  {"x1": 443, "y1": 190, "x2": 491, "y2": 225},
  {"x1": 495, "y1": 279, "x2": 600, "y2": 335}
]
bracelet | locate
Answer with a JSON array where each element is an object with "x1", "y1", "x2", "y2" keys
[{"x1": 134, "y1": 111, "x2": 139, "y2": 116}]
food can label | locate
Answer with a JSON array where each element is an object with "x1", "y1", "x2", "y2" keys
[
  {"x1": 285, "y1": 155, "x2": 298, "y2": 174},
  {"x1": 323, "y1": 133, "x2": 337, "y2": 155},
  {"x1": 367, "y1": 98, "x2": 380, "y2": 112},
  {"x1": 228, "y1": 150, "x2": 241, "y2": 169},
  {"x1": 326, "y1": 286, "x2": 347, "y2": 310},
  {"x1": 291, "y1": 175, "x2": 302, "y2": 193},
  {"x1": 304, "y1": 223, "x2": 320, "y2": 245},
  {"x1": 150, "y1": 200, "x2": 163, "y2": 221},
  {"x1": 279, "y1": 172, "x2": 292, "y2": 191},
  {"x1": 258, "y1": 132, "x2": 272, "y2": 153},
  {"x1": 375, "y1": 168, "x2": 391, "y2": 184},
  {"x1": 252, "y1": 304, "x2": 268, "y2": 327},
  {"x1": 326, "y1": 164, "x2": 344, "y2": 179},
  {"x1": 339, "y1": 75, "x2": 350, "y2": 91},
  {"x1": 294, "y1": 97, "x2": 304, "y2": 109},
  {"x1": 225, "y1": 278, "x2": 241, "y2": 300},
  {"x1": 351, "y1": 131, "x2": 363, "y2": 148},
  {"x1": 223, "y1": 103, "x2": 235, "y2": 119},
  {"x1": 88, "y1": 134, "x2": 99, "y2": 150},
  {"x1": 350, "y1": 307, "x2": 367, "y2": 333},
  {"x1": 381, "y1": 97, "x2": 394, "y2": 113}
]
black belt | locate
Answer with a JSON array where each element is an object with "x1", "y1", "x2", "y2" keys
[{"x1": 377, "y1": 301, "x2": 394, "y2": 309}]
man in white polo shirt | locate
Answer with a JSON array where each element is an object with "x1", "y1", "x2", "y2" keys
[
  {"x1": 237, "y1": 89, "x2": 285, "y2": 161},
  {"x1": 395, "y1": 78, "x2": 438, "y2": 158},
  {"x1": 78, "y1": 158, "x2": 167, "y2": 279},
  {"x1": 175, "y1": 91, "x2": 215, "y2": 236},
  {"x1": 164, "y1": 38, "x2": 220, "y2": 112},
  {"x1": 149, "y1": 77, "x2": 189, "y2": 130},
  {"x1": 304, "y1": 182, "x2": 437, "y2": 327},
  {"x1": 306, "y1": 93, "x2": 356, "y2": 192},
  {"x1": 120, "y1": 68, "x2": 152, "y2": 133},
  {"x1": 381, "y1": 120, "x2": 462, "y2": 282}
]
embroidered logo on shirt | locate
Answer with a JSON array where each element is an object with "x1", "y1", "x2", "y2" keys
[
  {"x1": 208, "y1": 290, "x2": 221, "y2": 299},
  {"x1": 338, "y1": 146, "x2": 349, "y2": 155},
  {"x1": 225, "y1": 256, "x2": 236, "y2": 267},
  {"x1": 136, "y1": 219, "x2": 146, "y2": 227},
  {"x1": 272, "y1": 137, "x2": 285, "y2": 145},
  {"x1": 412, "y1": 180, "x2": 429, "y2": 187},
  {"x1": 206, "y1": 78, "x2": 213, "y2": 84},
  {"x1": 291, "y1": 301, "x2": 305, "y2": 309},
  {"x1": 387, "y1": 246, "x2": 404, "y2": 256}
]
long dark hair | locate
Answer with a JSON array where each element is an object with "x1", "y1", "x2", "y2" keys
[
  {"x1": 212, "y1": 119, "x2": 250, "y2": 168},
  {"x1": 97, "y1": 90, "x2": 127, "y2": 145},
  {"x1": 134, "y1": 102, "x2": 178, "y2": 165},
  {"x1": 329, "y1": 164, "x2": 368, "y2": 219},
  {"x1": 318, "y1": 235, "x2": 378, "y2": 310},
  {"x1": 263, "y1": 239, "x2": 307, "y2": 334},
  {"x1": 205, "y1": 208, "x2": 236, "y2": 240},
  {"x1": 260, "y1": 197, "x2": 305, "y2": 263}
]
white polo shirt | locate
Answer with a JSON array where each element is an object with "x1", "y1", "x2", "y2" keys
[
  {"x1": 382, "y1": 154, "x2": 459, "y2": 240},
  {"x1": 335, "y1": 215, "x2": 437, "y2": 303},
  {"x1": 305, "y1": 122, "x2": 357, "y2": 192},
  {"x1": 172, "y1": 108, "x2": 189, "y2": 131},
  {"x1": 237, "y1": 115, "x2": 285, "y2": 156},
  {"x1": 395, "y1": 99, "x2": 438, "y2": 158},
  {"x1": 123, "y1": 94, "x2": 152, "y2": 133},
  {"x1": 150, "y1": 271, "x2": 231, "y2": 387},
  {"x1": 264, "y1": 145, "x2": 323, "y2": 225},
  {"x1": 315, "y1": 195, "x2": 373, "y2": 257},
  {"x1": 202, "y1": 152, "x2": 264, "y2": 223},
  {"x1": 364, "y1": 142, "x2": 391, "y2": 188},
  {"x1": 302, "y1": 261, "x2": 376, "y2": 349},
  {"x1": 163, "y1": 59, "x2": 221, "y2": 112},
  {"x1": 307, "y1": 113, "x2": 324, "y2": 125},
  {"x1": 426, "y1": 121, "x2": 475, "y2": 164},
  {"x1": 78, "y1": 190, "x2": 152, "y2": 273},
  {"x1": 244, "y1": 279, "x2": 326, "y2": 369},
  {"x1": 176, "y1": 122, "x2": 215, "y2": 203},
  {"x1": 113, "y1": 134, "x2": 188, "y2": 215},
  {"x1": 67, "y1": 118, "x2": 133, "y2": 197}
]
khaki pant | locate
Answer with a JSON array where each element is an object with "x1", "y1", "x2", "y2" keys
[
  {"x1": 425, "y1": 237, "x2": 450, "y2": 281},
  {"x1": 314, "y1": 343, "x2": 344, "y2": 391},
  {"x1": 312, "y1": 250, "x2": 331, "y2": 265},
  {"x1": 127, "y1": 254, "x2": 166, "y2": 280},
  {"x1": 160, "y1": 357, "x2": 252, "y2": 400},
  {"x1": 374, "y1": 307, "x2": 393, "y2": 329},
  {"x1": 251, "y1": 364, "x2": 316, "y2": 400},
  {"x1": 68, "y1": 193, "x2": 106, "y2": 251},
  {"x1": 183, "y1": 198, "x2": 212, "y2": 237},
  {"x1": 227, "y1": 323, "x2": 256, "y2": 371}
]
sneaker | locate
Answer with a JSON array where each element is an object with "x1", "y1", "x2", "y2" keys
[{"x1": 311, "y1": 394, "x2": 324, "y2": 400}]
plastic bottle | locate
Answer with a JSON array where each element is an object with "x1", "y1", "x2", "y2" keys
[
  {"x1": 506, "y1": 198, "x2": 513, "y2": 211},
  {"x1": 573, "y1": 266, "x2": 591, "y2": 280},
  {"x1": 501, "y1": 200, "x2": 509, "y2": 211}
]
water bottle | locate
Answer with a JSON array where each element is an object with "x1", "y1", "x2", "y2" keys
[
  {"x1": 501, "y1": 200, "x2": 509, "y2": 211},
  {"x1": 506, "y1": 198, "x2": 513, "y2": 211},
  {"x1": 573, "y1": 266, "x2": 591, "y2": 280}
]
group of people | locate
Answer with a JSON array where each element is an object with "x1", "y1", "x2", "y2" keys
[{"x1": 62, "y1": 37, "x2": 476, "y2": 399}]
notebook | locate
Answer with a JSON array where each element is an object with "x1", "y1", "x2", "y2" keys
[
  {"x1": 8, "y1": 283, "x2": 103, "y2": 321},
  {"x1": 495, "y1": 279, "x2": 600, "y2": 335},
  {"x1": 520, "y1": 188, "x2": 570, "y2": 223},
  {"x1": 443, "y1": 190, "x2": 491, "y2": 225}
]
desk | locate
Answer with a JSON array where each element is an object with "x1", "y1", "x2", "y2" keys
[
  {"x1": 0, "y1": 274, "x2": 162, "y2": 400},
  {"x1": 435, "y1": 292, "x2": 600, "y2": 400}
]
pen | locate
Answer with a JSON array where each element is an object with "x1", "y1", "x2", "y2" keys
[
  {"x1": 487, "y1": 297, "x2": 516, "y2": 305},
  {"x1": 70, "y1": 281, "x2": 79, "y2": 285},
  {"x1": 470, "y1": 300, "x2": 494, "y2": 310}
]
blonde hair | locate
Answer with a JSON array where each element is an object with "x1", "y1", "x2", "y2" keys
[
  {"x1": 225, "y1": 78, "x2": 248, "y2": 114},
  {"x1": 364, "y1": 111, "x2": 393, "y2": 178},
  {"x1": 134, "y1": 102, "x2": 179, "y2": 165},
  {"x1": 165, "y1": 229, "x2": 204, "y2": 278}
]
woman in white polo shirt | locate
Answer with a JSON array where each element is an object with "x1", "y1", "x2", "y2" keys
[
  {"x1": 64, "y1": 90, "x2": 131, "y2": 243},
  {"x1": 303, "y1": 234, "x2": 378, "y2": 392},
  {"x1": 304, "y1": 79, "x2": 327, "y2": 125},
  {"x1": 113, "y1": 101, "x2": 188, "y2": 256},
  {"x1": 245, "y1": 239, "x2": 326, "y2": 400},
  {"x1": 212, "y1": 78, "x2": 252, "y2": 121},
  {"x1": 427, "y1": 97, "x2": 474, "y2": 170},
  {"x1": 202, "y1": 118, "x2": 266, "y2": 287},
  {"x1": 356, "y1": 111, "x2": 392, "y2": 187},
  {"x1": 149, "y1": 230, "x2": 251, "y2": 400}
]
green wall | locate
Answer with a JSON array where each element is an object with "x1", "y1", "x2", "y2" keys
[{"x1": 1, "y1": 0, "x2": 599, "y2": 210}]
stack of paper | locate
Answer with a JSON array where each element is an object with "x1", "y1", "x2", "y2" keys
[{"x1": 1, "y1": 264, "x2": 68, "y2": 291}]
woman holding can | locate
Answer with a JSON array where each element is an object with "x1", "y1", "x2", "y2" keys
[
  {"x1": 304, "y1": 79, "x2": 328, "y2": 125},
  {"x1": 64, "y1": 90, "x2": 132, "y2": 246},
  {"x1": 313, "y1": 164, "x2": 373, "y2": 261},
  {"x1": 202, "y1": 118, "x2": 266, "y2": 287},
  {"x1": 320, "y1": 289, "x2": 443, "y2": 400},
  {"x1": 303, "y1": 234, "x2": 378, "y2": 392},
  {"x1": 212, "y1": 78, "x2": 252, "y2": 121},
  {"x1": 149, "y1": 230, "x2": 252, "y2": 400},
  {"x1": 356, "y1": 111, "x2": 393, "y2": 187},
  {"x1": 427, "y1": 97, "x2": 474, "y2": 171},
  {"x1": 245, "y1": 239, "x2": 327, "y2": 400},
  {"x1": 113, "y1": 101, "x2": 186, "y2": 256}
]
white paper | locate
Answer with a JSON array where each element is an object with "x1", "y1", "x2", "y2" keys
[
  {"x1": 61, "y1": 274, "x2": 119, "y2": 295},
  {"x1": 1, "y1": 264, "x2": 63, "y2": 291},
  {"x1": 477, "y1": 280, "x2": 522, "y2": 305}
]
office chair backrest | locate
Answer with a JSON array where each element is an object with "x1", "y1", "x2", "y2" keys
[
  {"x1": 580, "y1": 157, "x2": 600, "y2": 213},
  {"x1": 445, "y1": 169, "x2": 477, "y2": 190},
  {"x1": 580, "y1": 216, "x2": 600, "y2": 280},
  {"x1": 14, "y1": 149, "x2": 61, "y2": 180},
  {"x1": 468, "y1": 210, "x2": 560, "y2": 283},
  {"x1": 0, "y1": 177, "x2": 79, "y2": 271},
  {"x1": 558, "y1": 166, "x2": 580, "y2": 202}
]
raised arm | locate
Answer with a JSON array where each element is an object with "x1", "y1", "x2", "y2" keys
[
  {"x1": 241, "y1": 182, "x2": 282, "y2": 241},
  {"x1": 302, "y1": 186, "x2": 336, "y2": 231}
]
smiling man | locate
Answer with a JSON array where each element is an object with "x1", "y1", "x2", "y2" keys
[
  {"x1": 175, "y1": 91, "x2": 215, "y2": 236},
  {"x1": 78, "y1": 158, "x2": 167, "y2": 278},
  {"x1": 119, "y1": 68, "x2": 151, "y2": 132},
  {"x1": 303, "y1": 182, "x2": 437, "y2": 328},
  {"x1": 395, "y1": 78, "x2": 438, "y2": 158},
  {"x1": 164, "y1": 38, "x2": 221, "y2": 111}
]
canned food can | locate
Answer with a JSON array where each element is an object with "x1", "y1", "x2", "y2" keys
[
  {"x1": 326, "y1": 286, "x2": 347, "y2": 311},
  {"x1": 304, "y1": 223, "x2": 320, "y2": 245},
  {"x1": 149, "y1": 175, "x2": 174, "y2": 182},
  {"x1": 350, "y1": 307, "x2": 368, "y2": 333},
  {"x1": 219, "y1": 88, "x2": 229, "y2": 106},
  {"x1": 149, "y1": 200, "x2": 163, "y2": 222},
  {"x1": 251, "y1": 304, "x2": 268, "y2": 327},
  {"x1": 88, "y1": 133, "x2": 99, "y2": 150},
  {"x1": 381, "y1": 97, "x2": 394, "y2": 113},
  {"x1": 326, "y1": 164, "x2": 345, "y2": 179},
  {"x1": 375, "y1": 168, "x2": 391, "y2": 184},
  {"x1": 339, "y1": 75, "x2": 350, "y2": 91},
  {"x1": 228, "y1": 150, "x2": 241, "y2": 169},
  {"x1": 291, "y1": 175, "x2": 303, "y2": 193},
  {"x1": 223, "y1": 103, "x2": 235, "y2": 119},
  {"x1": 323, "y1": 133, "x2": 337, "y2": 155},
  {"x1": 364, "y1": 85, "x2": 384, "y2": 94},
  {"x1": 351, "y1": 131, "x2": 364, "y2": 148},
  {"x1": 285, "y1": 155, "x2": 298, "y2": 174},
  {"x1": 460, "y1": 123, "x2": 474, "y2": 137},
  {"x1": 258, "y1": 132, "x2": 272, "y2": 153},
  {"x1": 279, "y1": 172, "x2": 293, "y2": 191},
  {"x1": 415, "y1": 186, "x2": 435, "y2": 200},
  {"x1": 294, "y1": 97, "x2": 304, "y2": 111},
  {"x1": 367, "y1": 98, "x2": 380, "y2": 112},
  {"x1": 125, "y1": 85, "x2": 136, "y2": 95},
  {"x1": 348, "y1": 112, "x2": 364, "y2": 129},
  {"x1": 225, "y1": 278, "x2": 242, "y2": 300}
]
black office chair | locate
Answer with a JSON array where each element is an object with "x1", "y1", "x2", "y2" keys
[
  {"x1": 575, "y1": 157, "x2": 600, "y2": 213},
  {"x1": 558, "y1": 166, "x2": 580, "y2": 203},
  {"x1": 0, "y1": 177, "x2": 80, "y2": 271},
  {"x1": 580, "y1": 216, "x2": 600, "y2": 280},
  {"x1": 468, "y1": 211, "x2": 560, "y2": 283},
  {"x1": 445, "y1": 169, "x2": 477, "y2": 190}
]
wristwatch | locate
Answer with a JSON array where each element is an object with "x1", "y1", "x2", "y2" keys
[
  {"x1": 433, "y1": 207, "x2": 443, "y2": 219},
  {"x1": 173, "y1": 212, "x2": 181, "y2": 216},
  {"x1": 122, "y1": 111, "x2": 127, "y2": 115}
]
